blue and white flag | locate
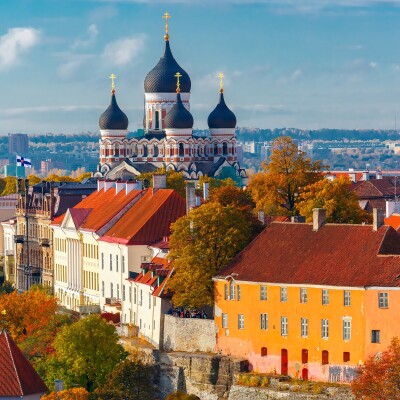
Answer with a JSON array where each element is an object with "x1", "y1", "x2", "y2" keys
[{"x1": 16, "y1": 155, "x2": 32, "y2": 168}]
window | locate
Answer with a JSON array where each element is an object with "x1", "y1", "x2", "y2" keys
[
  {"x1": 102, "y1": 281, "x2": 104, "y2": 297},
  {"x1": 101, "y1": 253, "x2": 104, "y2": 269},
  {"x1": 139, "y1": 289, "x2": 143, "y2": 306},
  {"x1": 281, "y1": 316, "x2": 288, "y2": 336},
  {"x1": 116, "y1": 255, "x2": 119, "y2": 272},
  {"x1": 122, "y1": 285, "x2": 126, "y2": 301},
  {"x1": 230, "y1": 281, "x2": 236, "y2": 300},
  {"x1": 129, "y1": 287, "x2": 132, "y2": 302},
  {"x1": 343, "y1": 352, "x2": 350, "y2": 362},
  {"x1": 261, "y1": 347, "x2": 268, "y2": 357},
  {"x1": 301, "y1": 318, "x2": 308, "y2": 337},
  {"x1": 222, "y1": 313, "x2": 228, "y2": 328},
  {"x1": 134, "y1": 287, "x2": 137, "y2": 304},
  {"x1": 260, "y1": 286, "x2": 267, "y2": 300},
  {"x1": 224, "y1": 284, "x2": 228, "y2": 300},
  {"x1": 321, "y1": 319, "x2": 329, "y2": 339},
  {"x1": 343, "y1": 319, "x2": 351, "y2": 341},
  {"x1": 260, "y1": 313, "x2": 268, "y2": 330},
  {"x1": 117, "y1": 284, "x2": 120, "y2": 299},
  {"x1": 238, "y1": 314, "x2": 245, "y2": 330},
  {"x1": 372, "y1": 330, "x2": 380, "y2": 343},
  {"x1": 122, "y1": 256, "x2": 125, "y2": 274},
  {"x1": 280, "y1": 287, "x2": 288, "y2": 302},
  {"x1": 149, "y1": 293, "x2": 151, "y2": 309},
  {"x1": 322, "y1": 289, "x2": 329, "y2": 305},
  {"x1": 110, "y1": 283, "x2": 113, "y2": 298},
  {"x1": 237, "y1": 285, "x2": 241, "y2": 301},
  {"x1": 110, "y1": 254, "x2": 112, "y2": 271},
  {"x1": 302, "y1": 349, "x2": 308, "y2": 364},
  {"x1": 300, "y1": 288, "x2": 308, "y2": 304},
  {"x1": 379, "y1": 292, "x2": 389, "y2": 308},
  {"x1": 322, "y1": 350, "x2": 329, "y2": 365},
  {"x1": 344, "y1": 290, "x2": 351, "y2": 306}
]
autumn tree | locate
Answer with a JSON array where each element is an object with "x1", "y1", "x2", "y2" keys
[
  {"x1": 43, "y1": 314, "x2": 127, "y2": 391},
  {"x1": 95, "y1": 360, "x2": 155, "y2": 400},
  {"x1": 0, "y1": 176, "x2": 17, "y2": 195},
  {"x1": 41, "y1": 388, "x2": 90, "y2": 400},
  {"x1": 138, "y1": 168, "x2": 186, "y2": 197},
  {"x1": 352, "y1": 337, "x2": 400, "y2": 399},
  {"x1": 0, "y1": 281, "x2": 14, "y2": 295},
  {"x1": 247, "y1": 136, "x2": 324, "y2": 216},
  {"x1": 166, "y1": 202, "x2": 255, "y2": 307},
  {"x1": 297, "y1": 176, "x2": 371, "y2": 224},
  {"x1": 27, "y1": 174, "x2": 41, "y2": 186}
]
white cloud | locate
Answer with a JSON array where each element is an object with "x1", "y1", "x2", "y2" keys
[
  {"x1": 103, "y1": 35, "x2": 146, "y2": 66},
  {"x1": 291, "y1": 69, "x2": 303, "y2": 79},
  {"x1": 0, "y1": 27, "x2": 40, "y2": 69},
  {"x1": 72, "y1": 24, "x2": 98, "y2": 49},
  {"x1": 369, "y1": 61, "x2": 378, "y2": 69},
  {"x1": 56, "y1": 53, "x2": 95, "y2": 79}
]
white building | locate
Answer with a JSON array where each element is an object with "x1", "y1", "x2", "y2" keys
[{"x1": 1, "y1": 218, "x2": 17, "y2": 284}]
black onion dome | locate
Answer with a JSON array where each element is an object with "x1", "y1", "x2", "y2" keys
[
  {"x1": 144, "y1": 40, "x2": 191, "y2": 93},
  {"x1": 207, "y1": 92, "x2": 236, "y2": 129},
  {"x1": 164, "y1": 93, "x2": 194, "y2": 129},
  {"x1": 99, "y1": 93, "x2": 129, "y2": 130}
]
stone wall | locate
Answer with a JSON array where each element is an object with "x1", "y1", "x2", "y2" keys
[{"x1": 163, "y1": 315, "x2": 218, "y2": 353}]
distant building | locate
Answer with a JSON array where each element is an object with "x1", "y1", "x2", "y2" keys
[
  {"x1": 4, "y1": 165, "x2": 25, "y2": 178},
  {"x1": 214, "y1": 209, "x2": 400, "y2": 383},
  {"x1": 0, "y1": 329, "x2": 48, "y2": 399},
  {"x1": 8, "y1": 133, "x2": 28, "y2": 155},
  {"x1": 1, "y1": 218, "x2": 16, "y2": 285}
]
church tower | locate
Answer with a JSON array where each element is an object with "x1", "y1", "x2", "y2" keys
[
  {"x1": 143, "y1": 12, "x2": 191, "y2": 133},
  {"x1": 99, "y1": 74, "x2": 129, "y2": 169}
]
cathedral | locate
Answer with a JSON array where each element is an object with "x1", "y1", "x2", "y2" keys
[{"x1": 95, "y1": 13, "x2": 245, "y2": 181}]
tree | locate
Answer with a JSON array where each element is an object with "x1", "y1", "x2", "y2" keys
[
  {"x1": 95, "y1": 360, "x2": 155, "y2": 400},
  {"x1": 247, "y1": 137, "x2": 324, "y2": 216},
  {"x1": 166, "y1": 202, "x2": 255, "y2": 307},
  {"x1": 43, "y1": 314, "x2": 127, "y2": 391},
  {"x1": 352, "y1": 337, "x2": 400, "y2": 399},
  {"x1": 41, "y1": 388, "x2": 90, "y2": 400},
  {"x1": 166, "y1": 391, "x2": 200, "y2": 400},
  {"x1": 0, "y1": 281, "x2": 14, "y2": 295},
  {"x1": 27, "y1": 174, "x2": 41, "y2": 186},
  {"x1": 297, "y1": 176, "x2": 371, "y2": 224},
  {"x1": 1, "y1": 176, "x2": 17, "y2": 195},
  {"x1": 138, "y1": 168, "x2": 186, "y2": 197}
]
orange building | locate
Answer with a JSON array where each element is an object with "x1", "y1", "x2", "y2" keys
[{"x1": 214, "y1": 209, "x2": 400, "y2": 383}]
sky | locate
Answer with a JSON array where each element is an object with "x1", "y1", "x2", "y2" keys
[{"x1": 1, "y1": 0, "x2": 400, "y2": 133}]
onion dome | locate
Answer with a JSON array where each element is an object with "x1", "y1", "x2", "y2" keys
[
  {"x1": 99, "y1": 86, "x2": 129, "y2": 130},
  {"x1": 208, "y1": 91, "x2": 237, "y2": 129},
  {"x1": 164, "y1": 92, "x2": 194, "y2": 129},
  {"x1": 144, "y1": 37, "x2": 191, "y2": 93}
]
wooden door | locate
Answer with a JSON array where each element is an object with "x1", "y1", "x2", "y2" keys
[{"x1": 281, "y1": 349, "x2": 288, "y2": 375}]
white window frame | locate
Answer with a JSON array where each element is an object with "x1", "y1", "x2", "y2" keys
[
  {"x1": 230, "y1": 281, "x2": 236, "y2": 300},
  {"x1": 343, "y1": 318, "x2": 351, "y2": 341},
  {"x1": 260, "y1": 286, "x2": 267, "y2": 301},
  {"x1": 222, "y1": 313, "x2": 228, "y2": 329},
  {"x1": 280, "y1": 287, "x2": 288, "y2": 302},
  {"x1": 260, "y1": 313, "x2": 268, "y2": 330},
  {"x1": 321, "y1": 319, "x2": 329, "y2": 339},
  {"x1": 322, "y1": 289, "x2": 329, "y2": 305},
  {"x1": 301, "y1": 317, "x2": 308, "y2": 337},
  {"x1": 237, "y1": 285, "x2": 241, "y2": 301},
  {"x1": 300, "y1": 288, "x2": 308, "y2": 304},
  {"x1": 344, "y1": 290, "x2": 351, "y2": 306},
  {"x1": 238, "y1": 314, "x2": 244, "y2": 330},
  {"x1": 281, "y1": 316, "x2": 288, "y2": 336},
  {"x1": 378, "y1": 292, "x2": 389, "y2": 308}
]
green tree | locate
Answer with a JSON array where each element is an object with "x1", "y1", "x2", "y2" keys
[
  {"x1": 247, "y1": 136, "x2": 324, "y2": 216},
  {"x1": 0, "y1": 281, "x2": 14, "y2": 295},
  {"x1": 297, "y1": 176, "x2": 371, "y2": 224},
  {"x1": 43, "y1": 315, "x2": 127, "y2": 391},
  {"x1": 166, "y1": 202, "x2": 255, "y2": 307},
  {"x1": 95, "y1": 360, "x2": 155, "y2": 400}
]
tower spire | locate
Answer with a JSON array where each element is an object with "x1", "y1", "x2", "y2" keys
[
  {"x1": 109, "y1": 73, "x2": 117, "y2": 94},
  {"x1": 218, "y1": 73, "x2": 224, "y2": 94},
  {"x1": 175, "y1": 72, "x2": 182, "y2": 93},
  {"x1": 162, "y1": 12, "x2": 171, "y2": 41}
]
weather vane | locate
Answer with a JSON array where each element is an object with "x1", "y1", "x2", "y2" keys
[
  {"x1": 175, "y1": 72, "x2": 182, "y2": 93},
  {"x1": 218, "y1": 73, "x2": 225, "y2": 93},
  {"x1": 162, "y1": 12, "x2": 171, "y2": 41},
  {"x1": 109, "y1": 73, "x2": 116, "y2": 94}
]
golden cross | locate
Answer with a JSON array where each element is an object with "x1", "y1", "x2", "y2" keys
[
  {"x1": 109, "y1": 73, "x2": 116, "y2": 92},
  {"x1": 218, "y1": 73, "x2": 225, "y2": 93},
  {"x1": 162, "y1": 12, "x2": 171, "y2": 40},
  {"x1": 175, "y1": 72, "x2": 182, "y2": 93}
]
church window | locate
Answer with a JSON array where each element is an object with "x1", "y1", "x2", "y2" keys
[
  {"x1": 143, "y1": 144, "x2": 148, "y2": 157},
  {"x1": 132, "y1": 144, "x2": 138, "y2": 157},
  {"x1": 153, "y1": 145, "x2": 159, "y2": 157},
  {"x1": 179, "y1": 143, "x2": 184, "y2": 157},
  {"x1": 115, "y1": 144, "x2": 120, "y2": 157},
  {"x1": 214, "y1": 143, "x2": 218, "y2": 156},
  {"x1": 223, "y1": 142, "x2": 228, "y2": 155},
  {"x1": 155, "y1": 111, "x2": 160, "y2": 130}
]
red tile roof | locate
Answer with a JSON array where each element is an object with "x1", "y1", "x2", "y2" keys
[
  {"x1": 52, "y1": 187, "x2": 142, "y2": 232},
  {"x1": 218, "y1": 222, "x2": 400, "y2": 288},
  {"x1": 100, "y1": 189, "x2": 186, "y2": 245},
  {"x1": 0, "y1": 330, "x2": 48, "y2": 396}
]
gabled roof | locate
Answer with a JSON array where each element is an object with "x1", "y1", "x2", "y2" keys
[
  {"x1": 351, "y1": 178, "x2": 397, "y2": 198},
  {"x1": 385, "y1": 213, "x2": 400, "y2": 230},
  {"x1": 100, "y1": 189, "x2": 186, "y2": 245},
  {"x1": 218, "y1": 222, "x2": 400, "y2": 288},
  {"x1": 0, "y1": 330, "x2": 48, "y2": 396},
  {"x1": 52, "y1": 187, "x2": 142, "y2": 232}
]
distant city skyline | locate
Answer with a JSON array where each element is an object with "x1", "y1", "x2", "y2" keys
[{"x1": 1, "y1": 0, "x2": 400, "y2": 133}]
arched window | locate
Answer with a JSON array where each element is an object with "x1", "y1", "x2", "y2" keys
[
  {"x1": 155, "y1": 110, "x2": 160, "y2": 130},
  {"x1": 132, "y1": 144, "x2": 138, "y2": 157},
  {"x1": 223, "y1": 142, "x2": 228, "y2": 156},
  {"x1": 153, "y1": 145, "x2": 159, "y2": 157},
  {"x1": 143, "y1": 144, "x2": 148, "y2": 157},
  {"x1": 179, "y1": 143, "x2": 185, "y2": 157},
  {"x1": 114, "y1": 144, "x2": 120, "y2": 157},
  {"x1": 214, "y1": 143, "x2": 218, "y2": 156}
]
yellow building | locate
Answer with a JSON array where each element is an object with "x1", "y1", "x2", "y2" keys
[{"x1": 214, "y1": 209, "x2": 400, "y2": 382}]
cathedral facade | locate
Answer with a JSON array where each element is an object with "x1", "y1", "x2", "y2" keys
[{"x1": 96, "y1": 14, "x2": 245, "y2": 181}]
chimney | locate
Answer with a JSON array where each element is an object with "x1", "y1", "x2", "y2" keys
[
  {"x1": 203, "y1": 182, "x2": 209, "y2": 201},
  {"x1": 373, "y1": 208, "x2": 384, "y2": 231},
  {"x1": 126, "y1": 180, "x2": 142, "y2": 194},
  {"x1": 291, "y1": 216, "x2": 305, "y2": 223},
  {"x1": 313, "y1": 208, "x2": 326, "y2": 231},
  {"x1": 104, "y1": 180, "x2": 115, "y2": 192},
  {"x1": 115, "y1": 179, "x2": 125, "y2": 194},
  {"x1": 153, "y1": 174, "x2": 167, "y2": 191},
  {"x1": 376, "y1": 169, "x2": 383, "y2": 180},
  {"x1": 186, "y1": 182, "x2": 196, "y2": 214},
  {"x1": 362, "y1": 170, "x2": 370, "y2": 181},
  {"x1": 258, "y1": 210, "x2": 265, "y2": 224}
]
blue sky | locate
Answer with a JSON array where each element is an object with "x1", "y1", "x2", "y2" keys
[{"x1": 1, "y1": 0, "x2": 400, "y2": 133}]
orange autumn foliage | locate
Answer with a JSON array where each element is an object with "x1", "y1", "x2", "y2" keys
[{"x1": 41, "y1": 387, "x2": 90, "y2": 400}]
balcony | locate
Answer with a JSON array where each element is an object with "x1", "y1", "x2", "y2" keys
[{"x1": 14, "y1": 235, "x2": 24, "y2": 244}]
